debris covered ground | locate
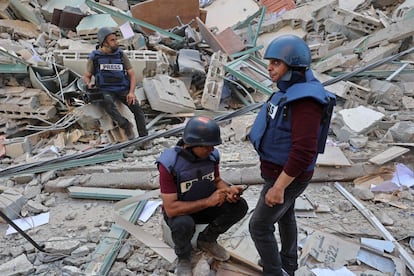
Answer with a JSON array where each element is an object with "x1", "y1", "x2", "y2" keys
[{"x1": 0, "y1": 0, "x2": 414, "y2": 275}]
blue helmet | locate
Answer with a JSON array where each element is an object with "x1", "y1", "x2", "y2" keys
[
  {"x1": 183, "y1": 116, "x2": 222, "y2": 146},
  {"x1": 264, "y1": 35, "x2": 311, "y2": 68},
  {"x1": 97, "y1": 27, "x2": 116, "y2": 46}
]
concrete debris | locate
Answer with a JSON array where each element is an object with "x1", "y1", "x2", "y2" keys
[{"x1": 0, "y1": 0, "x2": 413, "y2": 275}]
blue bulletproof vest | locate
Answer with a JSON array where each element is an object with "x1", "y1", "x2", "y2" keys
[
  {"x1": 89, "y1": 48, "x2": 130, "y2": 92},
  {"x1": 249, "y1": 70, "x2": 336, "y2": 171},
  {"x1": 157, "y1": 147, "x2": 219, "y2": 201}
]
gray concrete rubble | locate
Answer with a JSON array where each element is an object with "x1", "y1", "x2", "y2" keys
[{"x1": 0, "y1": 0, "x2": 414, "y2": 275}]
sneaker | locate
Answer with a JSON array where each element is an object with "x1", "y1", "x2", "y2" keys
[
  {"x1": 257, "y1": 259, "x2": 291, "y2": 275},
  {"x1": 138, "y1": 141, "x2": 152, "y2": 150},
  {"x1": 123, "y1": 122, "x2": 135, "y2": 140},
  {"x1": 175, "y1": 258, "x2": 192, "y2": 276},
  {"x1": 197, "y1": 240, "x2": 230, "y2": 261}
]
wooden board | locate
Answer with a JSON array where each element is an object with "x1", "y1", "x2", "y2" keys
[
  {"x1": 316, "y1": 144, "x2": 352, "y2": 167},
  {"x1": 196, "y1": 17, "x2": 245, "y2": 56},
  {"x1": 130, "y1": 0, "x2": 200, "y2": 34},
  {"x1": 368, "y1": 146, "x2": 410, "y2": 165}
]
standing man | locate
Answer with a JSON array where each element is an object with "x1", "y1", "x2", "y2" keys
[
  {"x1": 83, "y1": 27, "x2": 148, "y2": 140},
  {"x1": 248, "y1": 35, "x2": 336, "y2": 276},
  {"x1": 157, "y1": 115, "x2": 248, "y2": 275}
]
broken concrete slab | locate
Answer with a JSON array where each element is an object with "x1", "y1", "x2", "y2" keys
[
  {"x1": 204, "y1": 0, "x2": 260, "y2": 32},
  {"x1": 0, "y1": 254, "x2": 34, "y2": 275},
  {"x1": 332, "y1": 106, "x2": 385, "y2": 141},
  {"x1": 0, "y1": 188, "x2": 27, "y2": 221},
  {"x1": 388, "y1": 121, "x2": 414, "y2": 143},
  {"x1": 0, "y1": 19, "x2": 40, "y2": 39},
  {"x1": 143, "y1": 75, "x2": 196, "y2": 113}
]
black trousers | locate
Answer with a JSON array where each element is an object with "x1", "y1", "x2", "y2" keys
[
  {"x1": 164, "y1": 199, "x2": 248, "y2": 259},
  {"x1": 100, "y1": 90, "x2": 148, "y2": 137}
]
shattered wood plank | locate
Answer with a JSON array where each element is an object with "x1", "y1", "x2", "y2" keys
[
  {"x1": 196, "y1": 17, "x2": 245, "y2": 56},
  {"x1": 130, "y1": 0, "x2": 200, "y2": 34},
  {"x1": 334, "y1": 182, "x2": 414, "y2": 273},
  {"x1": 368, "y1": 146, "x2": 410, "y2": 165}
]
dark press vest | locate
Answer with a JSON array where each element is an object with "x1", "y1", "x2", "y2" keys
[
  {"x1": 157, "y1": 147, "x2": 219, "y2": 201},
  {"x1": 89, "y1": 48, "x2": 130, "y2": 93}
]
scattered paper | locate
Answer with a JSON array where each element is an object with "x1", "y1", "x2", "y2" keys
[
  {"x1": 6, "y1": 212, "x2": 50, "y2": 235},
  {"x1": 119, "y1": 22, "x2": 134, "y2": 39},
  {"x1": 311, "y1": 266, "x2": 355, "y2": 276},
  {"x1": 139, "y1": 200, "x2": 162, "y2": 222},
  {"x1": 392, "y1": 163, "x2": 414, "y2": 188}
]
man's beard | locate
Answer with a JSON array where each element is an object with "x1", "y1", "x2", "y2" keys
[{"x1": 110, "y1": 46, "x2": 119, "y2": 53}]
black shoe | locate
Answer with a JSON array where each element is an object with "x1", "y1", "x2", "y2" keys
[
  {"x1": 175, "y1": 258, "x2": 192, "y2": 276},
  {"x1": 257, "y1": 259, "x2": 291, "y2": 276},
  {"x1": 197, "y1": 240, "x2": 230, "y2": 261},
  {"x1": 138, "y1": 141, "x2": 151, "y2": 150},
  {"x1": 123, "y1": 122, "x2": 135, "y2": 140}
]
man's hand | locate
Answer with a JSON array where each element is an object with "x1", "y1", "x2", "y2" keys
[
  {"x1": 226, "y1": 185, "x2": 246, "y2": 203},
  {"x1": 126, "y1": 92, "x2": 137, "y2": 105},
  {"x1": 265, "y1": 185, "x2": 285, "y2": 207},
  {"x1": 207, "y1": 188, "x2": 227, "y2": 207}
]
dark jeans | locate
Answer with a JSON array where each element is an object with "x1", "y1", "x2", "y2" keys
[
  {"x1": 164, "y1": 199, "x2": 248, "y2": 259},
  {"x1": 101, "y1": 90, "x2": 148, "y2": 137},
  {"x1": 249, "y1": 177, "x2": 309, "y2": 276}
]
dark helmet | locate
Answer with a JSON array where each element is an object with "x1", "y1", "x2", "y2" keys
[
  {"x1": 183, "y1": 116, "x2": 222, "y2": 146},
  {"x1": 97, "y1": 27, "x2": 116, "y2": 46},
  {"x1": 264, "y1": 34, "x2": 311, "y2": 68}
]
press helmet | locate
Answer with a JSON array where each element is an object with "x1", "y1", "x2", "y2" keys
[
  {"x1": 183, "y1": 116, "x2": 222, "y2": 146},
  {"x1": 97, "y1": 27, "x2": 116, "y2": 46},
  {"x1": 264, "y1": 34, "x2": 311, "y2": 68}
]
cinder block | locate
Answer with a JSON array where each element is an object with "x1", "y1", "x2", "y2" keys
[
  {"x1": 201, "y1": 51, "x2": 227, "y2": 111},
  {"x1": 334, "y1": 7, "x2": 382, "y2": 34},
  {"x1": 53, "y1": 50, "x2": 164, "y2": 82}
]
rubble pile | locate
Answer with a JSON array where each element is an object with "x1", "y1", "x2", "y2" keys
[{"x1": 0, "y1": 0, "x2": 413, "y2": 275}]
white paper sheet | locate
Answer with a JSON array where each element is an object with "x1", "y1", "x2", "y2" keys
[
  {"x1": 139, "y1": 200, "x2": 162, "y2": 222},
  {"x1": 311, "y1": 267, "x2": 355, "y2": 276},
  {"x1": 119, "y1": 22, "x2": 134, "y2": 39},
  {"x1": 6, "y1": 212, "x2": 50, "y2": 235},
  {"x1": 392, "y1": 163, "x2": 414, "y2": 188}
]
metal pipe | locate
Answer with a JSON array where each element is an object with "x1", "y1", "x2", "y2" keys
[{"x1": 0, "y1": 210, "x2": 46, "y2": 252}]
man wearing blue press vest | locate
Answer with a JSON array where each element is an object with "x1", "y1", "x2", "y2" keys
[
  {"x1": 249, "y1": 35, "x2": 336, "y2": 276},
  {"x1": 83, "y1": 27, "x2": 148, "y2": 140},
  {"x1": 157, "y1": 116, "x2": 248, "y2": 275}
]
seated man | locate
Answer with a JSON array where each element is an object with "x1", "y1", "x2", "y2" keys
[
  {"x1": 83, "y1": 27, "x2": 148, "y2": 140},
  {"x1": 157, "y1": 115, "x2": 248, "y2": 275}
]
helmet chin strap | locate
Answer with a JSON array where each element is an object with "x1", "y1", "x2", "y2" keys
[{"x1": 280, "y1": 70, "x2": 292, "y2": 81}]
